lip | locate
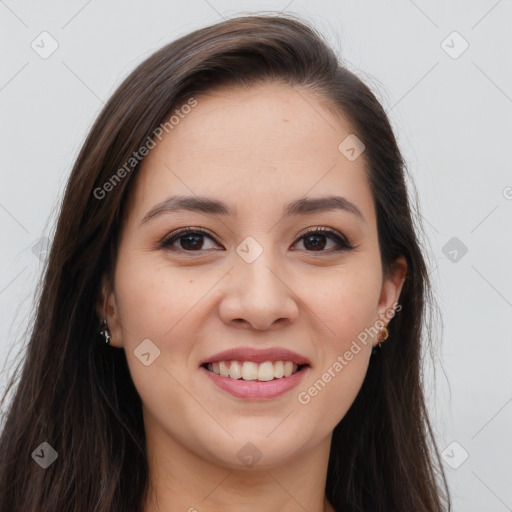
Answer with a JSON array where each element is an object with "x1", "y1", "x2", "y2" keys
[
  {"x1": 199, "y1": 347, "x2": 311, "y2": 366},
  {"x1": 200, "y1": 364, "x2": 310, "y2": 400}
]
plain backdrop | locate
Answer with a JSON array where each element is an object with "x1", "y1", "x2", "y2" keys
[{"x1": 1, "y1": 1, "x2": 511, "y2": 511}]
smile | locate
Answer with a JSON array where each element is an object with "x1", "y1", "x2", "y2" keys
[
  {"x1": 200, "y1": 360, "x2": 310, "y2": 400},
  {"x1": 199, "y1": 346, "x2": 311, "y2": 399}
]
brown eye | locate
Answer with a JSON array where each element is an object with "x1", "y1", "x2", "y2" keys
[
  {"x1": 294, "y1": 228, "x2": 353, "y2": 253},
  {"x1": 160, "y1": 228, "x2": 219, "y2": 252},
  {"x1": 160, "y1": 227, "x2": 354, "y2": 254},
  {"x1": 177, "y1": 233, "x2": 206, "y2": 251}
]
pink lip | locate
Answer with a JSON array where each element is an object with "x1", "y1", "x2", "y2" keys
[
  {"x1": 200, "y1": 365, "x2": 310, "y2": 400},
  {"x1": 199, "y1": 347, "x2": 311, "y2": 366}
]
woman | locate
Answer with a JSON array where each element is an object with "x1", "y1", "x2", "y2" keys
[{"x1": 0, "y1": 13, "x2": 451, "y2": 512}]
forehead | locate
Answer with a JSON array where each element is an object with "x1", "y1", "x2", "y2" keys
[
  {"x1": 128, "y1": 82, "x2": 375, "y2": 229},
  {"x1": 164, "y1": 83, "x2": 351, "y2": 162}
]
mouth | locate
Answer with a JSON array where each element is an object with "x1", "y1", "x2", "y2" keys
[
  {"x1": 199, "y1": 347, "x2": 311, "y2": 400},
  {"x1": 201, "y1": 360, "x2": 309, "y2": 381},
  {"x1": 199, "y1": 347, "x2": 311, "y2": 399}
]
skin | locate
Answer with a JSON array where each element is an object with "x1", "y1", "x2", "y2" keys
[{"x1": 99, "y1": 82, "x2": 407, "y2": 512}]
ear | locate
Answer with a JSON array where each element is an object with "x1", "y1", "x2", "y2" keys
[
  {"x1": 96, "y1": 274, "x2": 123, "y2": 348},
  {"x1": 376, "y1": 255, "x2": 407, "y2": 337}
]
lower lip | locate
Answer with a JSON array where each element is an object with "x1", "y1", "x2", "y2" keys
[{"x1": 200, "y1": 365, "x2": 310, "y2": 400}]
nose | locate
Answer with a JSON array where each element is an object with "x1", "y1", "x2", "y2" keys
[{"x1": 218, "y1": 251, "x2": 299, "y2": 331}]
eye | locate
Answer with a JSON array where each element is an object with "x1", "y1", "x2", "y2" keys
[
  {"x1": 160, "y1": 226, "x2": 354, "y2": 254},
  {"x1": 292, "y1": 227, "x2": 354, "y2": 253},
  {"x1": 160, "y1": 227, "x2": 219, "y2": 252}
]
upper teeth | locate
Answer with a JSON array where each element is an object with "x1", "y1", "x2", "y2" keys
[{"x1": 206, "y1": 360, "x2": 299, "y2": 381}]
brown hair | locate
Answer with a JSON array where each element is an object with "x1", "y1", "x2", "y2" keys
[{"x1": 0, "y1": 13, "x2": 450, "y2": 511}]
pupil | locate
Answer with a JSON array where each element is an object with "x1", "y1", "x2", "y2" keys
[
  {"x1": 181, "y1": 234, "x2": 202, "y2": 250},
  {"x1": 305, "y1": 234, "x2": 325, "y2": 251}
]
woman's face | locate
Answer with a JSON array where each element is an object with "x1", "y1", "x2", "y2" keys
[{"x1": 105, "y1": 82, "x2": 406, "y2": 469}]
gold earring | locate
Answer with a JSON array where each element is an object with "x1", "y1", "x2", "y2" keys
[{"x1": 378, "y1": 325, "x2": 389, "y2": 347}]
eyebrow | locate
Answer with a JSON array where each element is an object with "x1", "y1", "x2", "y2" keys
[{"x1": 140, "y1": 194, "x2": 365, "y2": 225}]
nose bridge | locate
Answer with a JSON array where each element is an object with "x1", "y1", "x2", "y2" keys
[
  {"x1": 219, "y1": 234, "x2": 298, "y2": 329},
  {"x1": 235, "y1": 235, "x2": 287, "y2": 301}
]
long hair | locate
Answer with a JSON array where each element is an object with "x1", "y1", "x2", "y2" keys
[{"x1": 0, "y1": 13, "x2": 450, "y2": 511}]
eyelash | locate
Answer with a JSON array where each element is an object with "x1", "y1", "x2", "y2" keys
[{"x1": 159, "y1": 226, "x2": 355, "y2": 254}]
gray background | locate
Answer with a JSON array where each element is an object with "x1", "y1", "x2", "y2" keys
[{"x1": 1, "y1": 1, "x2": 511, "y2": 510}]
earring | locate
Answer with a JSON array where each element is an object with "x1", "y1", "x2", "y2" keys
[
  {"x1": 371, "y1": 326, "x2": 389, "y2": 355},
  {"x1": 378, "y1": 325, "x2": 389, "y2": 347},
  {"x1": 99, "y1": 317, "x2": 111, "y2": 345}
]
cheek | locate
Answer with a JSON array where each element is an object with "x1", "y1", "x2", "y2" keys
[
  {"x1": 112, "y1": 253, "x2": 223, "y2": 406},
  {"x1": 292, "y1": 264, "x2": 380, "y2": 425},
  {"x1": 295, "y1": 324, "x2": 373, "y2": 435},
  {"x1": 297, "y1": 351, "x2": 370, "y2": 440},
  {"x1": 113, "y1": 256, "x2": 211, "y2": 434},
  {"x1": 304, "y1": 262, "x2": 382, "y2": 346},
  {"x1": 114, "y1": 254, "x2": 207, "y2": 345}
]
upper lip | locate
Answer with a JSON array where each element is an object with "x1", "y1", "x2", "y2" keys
[{"x1": 199, "y1": 347, "x2": 311, "y2": 366}]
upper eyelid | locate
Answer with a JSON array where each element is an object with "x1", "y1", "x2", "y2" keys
[{"x1": 295, "y1": 225, "x2": 344, "y2": 238}]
